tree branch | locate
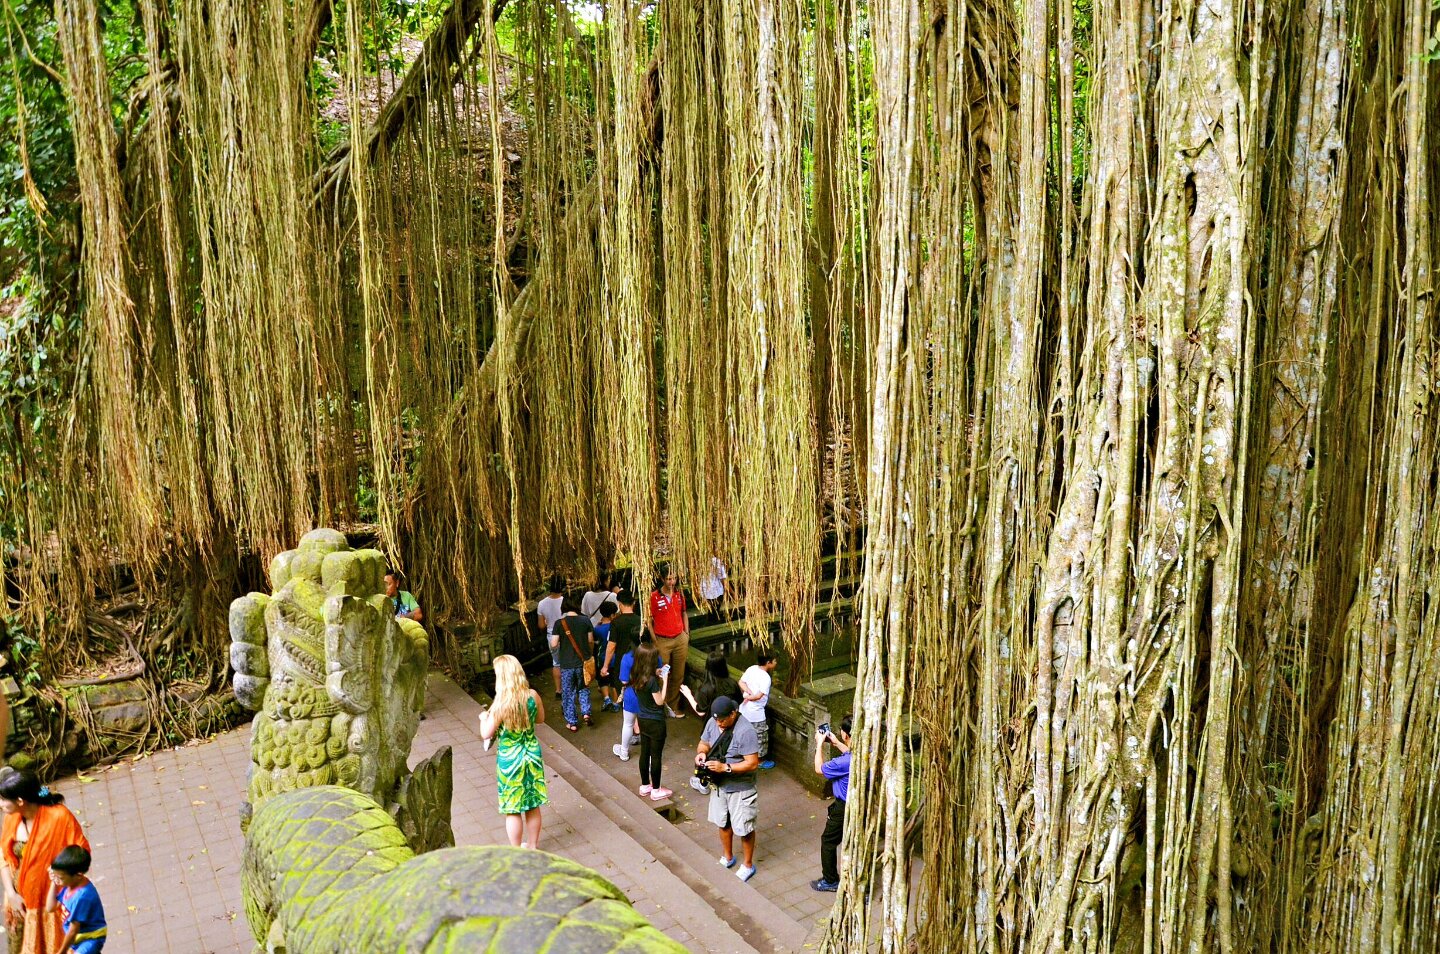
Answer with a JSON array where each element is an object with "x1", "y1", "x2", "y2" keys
[
  {"x1": 294, "y1": 0, "x2": 334, "y2": 72},
  {"x1": 316, "y1": 0, "x2": 510, "y2": 201}
]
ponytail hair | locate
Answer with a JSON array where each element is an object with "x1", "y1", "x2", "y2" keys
[{"x1": 0, "y1": 769, "x2": 64, "y2": 806}]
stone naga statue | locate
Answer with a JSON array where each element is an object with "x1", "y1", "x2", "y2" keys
[
  {"x1": 244, "y1": 786, "x2": 686, "y2": 953},
  {"x1": 232, "y1": 529, "x2": 681, "y2": 952},
  {"x1": 229, "y1": 528, "x2": 438, "y2": 837}
]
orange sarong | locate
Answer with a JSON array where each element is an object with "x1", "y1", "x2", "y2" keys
[
  {"x1": 5, "y1": 906, "x2": 64, "y2": 954},
  {"x1": 2, "y1": 804, "x2": 89, "y2": 954}
]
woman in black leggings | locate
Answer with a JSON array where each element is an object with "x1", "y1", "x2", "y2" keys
[{"x1": 629, "y1": 642, "x2": 673, "y2": 800}]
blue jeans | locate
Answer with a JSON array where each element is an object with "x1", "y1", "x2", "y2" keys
[{"x1": 560, "y1": 667, "x2": 592, "y2": 725}]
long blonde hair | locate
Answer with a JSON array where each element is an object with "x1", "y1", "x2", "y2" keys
[{"x1": 491, "y1": 655, "x2": 534, "y2": 731}]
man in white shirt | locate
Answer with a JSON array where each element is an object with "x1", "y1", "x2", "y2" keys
[
  {"x1": 738, "y1": 649, "x2": 779, "y2": 770},
  {"x1": 699, "y1": 555, "x2": 730, "y2": 619},
  {"x1": 536, "y1": 577, "x2": 565, "y2": 699}
]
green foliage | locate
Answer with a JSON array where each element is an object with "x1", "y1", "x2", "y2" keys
[
  {"x1": 1426, "y1": 2, "x2": 1440, "y2": 62},
  {"x1": 0, "y1": 614, "x2": 45, "y2": 688},
  {"x1": 0, "y1": 273, "x2": 82, "y2": 546},
  {"x1": 318, "y1": 0, "x2": 453, "y2": 75},
  {"x1": 1, "y1": 0, "x2": 75, "y2": 288}
]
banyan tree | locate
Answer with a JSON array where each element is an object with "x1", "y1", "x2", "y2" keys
[{"x1": 2, "y1": 0, "x2": 1439, "y2": 948}]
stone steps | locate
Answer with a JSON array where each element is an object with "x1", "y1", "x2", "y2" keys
[{"x1": 535, "y1": 719, "x2": 813, "y2": 954}]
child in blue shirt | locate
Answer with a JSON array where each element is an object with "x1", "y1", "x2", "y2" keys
[
  {"x1": 594, "y1": 600, "x2": 619, "y2": 712},
  {"x1": 612, "y1": 643, "x2": 642, "y2": 761},
  {"x1": 47, "y1": 845, "x2": 106, "y2": 953}
]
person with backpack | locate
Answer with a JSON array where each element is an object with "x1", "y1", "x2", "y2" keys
[
  {"x1": 695, "y1": 696, "x2": 762, "y2": 883},
  {"x1": 580, "y1": 573, "x2": 618, "y2": 624}
]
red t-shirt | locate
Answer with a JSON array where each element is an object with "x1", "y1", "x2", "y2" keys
[{"x1": 650, "y1": 589, "x2": 687, "y2": 637}]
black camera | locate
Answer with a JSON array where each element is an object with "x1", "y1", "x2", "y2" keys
[
  {"x1": 694, "y1": 760, "x2": 724, "y2": 787},
  {"x1": 817, "y1": 722, "x2": 830, "y2": 737}
]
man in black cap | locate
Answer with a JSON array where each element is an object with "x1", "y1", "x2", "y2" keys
[{"x1": 695, "y1": 695, "x2": 762, "y2": 882}]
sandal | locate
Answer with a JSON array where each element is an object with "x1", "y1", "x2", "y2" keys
[
  {"x1": 567, "y1": 723, "x2": 578, "y2": 732},
  {"x1": 582, "y1": 715, "x2": 593, "y2": 728}
]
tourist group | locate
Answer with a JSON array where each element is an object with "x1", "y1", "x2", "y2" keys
[{"x1": 456, "y1": 566, "x2": 856, "y2": 893}]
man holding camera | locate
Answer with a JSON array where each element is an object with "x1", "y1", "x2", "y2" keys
[
  {"x1": 695, "y1": 696, "x2": 762, "y2": 882},
  {"x1": 811, "y1": 715, "x2": 852, "y2": 892}
]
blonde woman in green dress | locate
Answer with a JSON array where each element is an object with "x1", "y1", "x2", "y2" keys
[{"x1": 479, "y1": 655, "x2": 550, "y2": 848}]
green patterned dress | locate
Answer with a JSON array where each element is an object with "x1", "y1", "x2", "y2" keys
[{"x1": 496, "y1": 695, "x2": 549, "y2": 814}]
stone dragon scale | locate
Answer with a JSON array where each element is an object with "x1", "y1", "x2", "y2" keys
[{"x1": 244, "y1": 786, "x2": 683, "y2": 953}]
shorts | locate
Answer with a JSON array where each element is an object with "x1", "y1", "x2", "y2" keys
[
  {"x1": 549, "y1": 641, "x2": 561, "y2": 667},
  {"x1": 74, "y1": 938, "x2": 106, "y2": 954},
  {"x1": 753, "y1": 719, "x2": 770, "y2": 759},
  {"x1": 708, "y1": 786, "x2": 759, "y2": 836}
]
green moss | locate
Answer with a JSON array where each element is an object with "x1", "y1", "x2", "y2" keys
[
  {"x1": 246, "y1": 787, "x2": 687, "y2": 953},
  {"x1": 7, "y1": 751, "x2": 37, "y2": 772}
]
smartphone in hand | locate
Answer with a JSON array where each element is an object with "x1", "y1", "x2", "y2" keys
[{"x1": 659, "y1": 664, "x2": 672, "y2": 677}]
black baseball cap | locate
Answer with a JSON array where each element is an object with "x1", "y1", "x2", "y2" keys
[{"x1": 711, "y1": 696, "x2": 738, "y2": 718}]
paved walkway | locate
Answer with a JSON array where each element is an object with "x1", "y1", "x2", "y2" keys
[
  {"x1": 52, "y1": 674, "x2": 803, "y2": 953},
  {"x1": 536, "y1": 685, "x2": 837, "y2": 941}
]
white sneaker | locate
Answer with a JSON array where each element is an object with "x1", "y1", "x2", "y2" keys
[
  {"x1": 736, "y1": 864, "x2": 756, "y2": 882},
  {"x1": 613, "y1": 744, "x2": 630, "y2": 762},
  {"x1": 689, "y1": 776, "x2": 710, "y2": 794},
  {"x1": 667, "y1": 707, "x2": 685, "y2": 719},
  {"x1": 630, "y1": 734, "x2": 641, "y2": 746},
  {"x1": 638, "y1": 784, "x2": 652, "y2": 796}
]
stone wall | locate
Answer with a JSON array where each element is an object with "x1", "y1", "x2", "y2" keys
[{"x1": 5, "y1": 675, "x2": 241, "y2": 776}]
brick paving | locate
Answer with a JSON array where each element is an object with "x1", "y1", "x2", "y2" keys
[
  {"x1": 47, "y1": 674, "x2": 776, "y2": 953},
  {"x1": 536, "y1": 678, "x2": 839, "y2": 946}
]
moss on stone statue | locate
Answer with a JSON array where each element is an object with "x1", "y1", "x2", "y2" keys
[
  {"x1": 245, "y1": 787, "x2": 686, "y2": 953},
  {"x1": 231, "y1": 529, "x2": 428, "y2": 827}
]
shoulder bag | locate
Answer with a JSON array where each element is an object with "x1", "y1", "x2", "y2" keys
[{"x1": 561, "y1": 618, "x2": 596, "y2": 686}]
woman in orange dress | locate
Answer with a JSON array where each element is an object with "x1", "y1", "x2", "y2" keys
[{"x1": 0, "y1": 770, "x2": 89, "y2": 954}]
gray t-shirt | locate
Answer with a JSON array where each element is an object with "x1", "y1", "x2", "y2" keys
[
  {"x1": 700, "y1": 715, "x2": 761, "y2": 791},
  {"x1": 537, "y1": 595, "x2": 564, "y2": 635},
  {"x1": 581, "y1": 589, "x2": 615, "y2": 623}
]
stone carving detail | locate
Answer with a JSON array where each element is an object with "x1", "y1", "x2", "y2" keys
[
  {"x1": 244, "y1": 786, "x2": 686, "y2": 953},
  {"x1": 395, "y1": 745, "x2": 456, "y2": 854},
  {"x1": 230, "y1": 528, "x2": 430, "y2": 829}
]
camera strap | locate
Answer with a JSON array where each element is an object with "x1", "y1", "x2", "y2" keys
[{"x1": 709, "y1": 726, "x2": 735, "y2": 766}]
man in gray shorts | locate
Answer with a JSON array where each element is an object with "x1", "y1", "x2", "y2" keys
[{"x1": 695, "y1": 696, "x2": 762, "y2": 882}]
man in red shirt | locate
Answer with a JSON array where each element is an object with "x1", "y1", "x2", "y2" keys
[{"x1": 650, "y1": 571, "x2": 690, "y2": 717}]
